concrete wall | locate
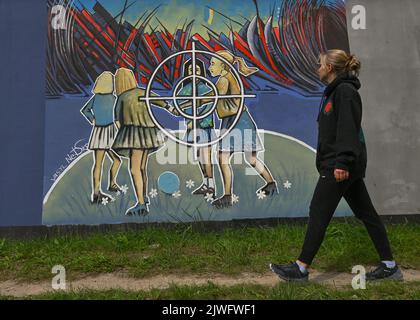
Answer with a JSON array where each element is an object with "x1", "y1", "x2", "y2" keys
[{"x1": 346, "y1": 0, "x2": 420, "y2": 215}]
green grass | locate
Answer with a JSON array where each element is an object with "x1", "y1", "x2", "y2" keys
[
  {"x1": 0, "y1": 221, "x2": 419, "y2": 282},
  {"x1": 2, "y1": 281, "x2": 420, "y2": 300}
]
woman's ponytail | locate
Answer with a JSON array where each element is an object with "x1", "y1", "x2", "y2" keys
[{"x1": 234, "y1": 56, "x2": 259, "y2": 76}]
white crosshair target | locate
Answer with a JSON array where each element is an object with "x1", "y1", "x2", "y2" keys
[{"x1": 140, "y1": 41, "x2": 256, "y2": 158}]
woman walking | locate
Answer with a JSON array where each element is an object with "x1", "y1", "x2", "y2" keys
[
  {"x1": 80, "y1": 71, "x2": 122, "y2": 204},
  {"x1": 269, "y1": 50, "x2": 402, "y2": 282}
]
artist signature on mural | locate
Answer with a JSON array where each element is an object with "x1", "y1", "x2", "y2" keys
[{"x1": 51, "y1": 139, "x2": 89, "y2": 182}]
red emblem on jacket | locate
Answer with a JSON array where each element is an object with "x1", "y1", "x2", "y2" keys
[{"x1": 324, "y1": 101, "x2": 333, "y2": 114}]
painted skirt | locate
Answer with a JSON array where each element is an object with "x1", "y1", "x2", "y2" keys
[
  {"x1": 112, "y1": 125, "x2": 166, "y2": 158},
  {"x1": 218, "y1": 110, "x2": 263, "y2": 152},
  {"x1": 88, "y1": 123, "x2": 117, "y2": 150}
]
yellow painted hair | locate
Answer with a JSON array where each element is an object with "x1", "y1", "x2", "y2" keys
[
  {"x1": 92, "y1": 71, "x2": 114, "y2": 94},
  {"x1": 216, "y1": 50, "x2": 259, "y2": 77},
  {"x1": 115, "y1": 68, "x2": 138, "y2": 96}
]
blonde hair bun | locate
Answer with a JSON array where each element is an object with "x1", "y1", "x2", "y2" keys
[
  {"x1": 345, "y1": 54, "x2": 361, "y2": 75},
  {"x1": 321, "y1": 49, "x2": 361, "y2": 77}
]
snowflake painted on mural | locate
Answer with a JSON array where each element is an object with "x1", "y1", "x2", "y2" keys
[
  {"x1": 257, "y1": 190, "x2": 267, "y2": 200},
  {"x1": 101, "y1": 197, "x2": 109, "y2": 206},
  {"x1": 186, "y1": 179, "x2": 195, "y2": 189},
  {"x1": 121, "y1": 184, "x2": 129, "y2": 194},
  {"x1": 232, "y1": 194, "x2": 239, "y2": 204},
  {"x1": 149, "y1": 188, "x2": 158, "y2": 198},
  {"x1": 283, "y1": 180, "x2": 292, "y2": 189},
  {"x1": 172, "y1": 190, "x2": 181, "y2": 198},
  {"x1": 204, "y1": 192, "x2": 214, "y2": 203}
]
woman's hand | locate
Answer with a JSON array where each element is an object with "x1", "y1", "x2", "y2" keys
[{"x1": 334, "y1": 169, "x2": 349, "y2": 182}]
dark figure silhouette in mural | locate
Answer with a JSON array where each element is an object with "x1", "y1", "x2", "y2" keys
[
  {"x1": 169, "y1": 59, "x2": 217, "y2": 198},
  {"x1": 269, "y1": 50, "x2": 402, "y2": 282},
  {"x1": 208, "y1": 50, "x2": 277, "y2": 209},
  {"x1": 112, "y1": 68, "x2": 170, "y2": 216},
  {"x1": 80, "y1": 71, "x2": 122, "y2": 204}
]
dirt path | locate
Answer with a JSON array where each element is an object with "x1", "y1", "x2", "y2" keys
[{"x1": 1, "y1": 269, "x2": 420, "y2": 298}]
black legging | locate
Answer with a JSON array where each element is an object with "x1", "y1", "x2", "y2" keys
[{"x1": 298, "y1": 174, "x2": 394, "y2": 265}]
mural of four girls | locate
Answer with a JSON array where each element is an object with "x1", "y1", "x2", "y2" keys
[{"x1": 43, "y1": 0, "x2": 352, "y2": 225}]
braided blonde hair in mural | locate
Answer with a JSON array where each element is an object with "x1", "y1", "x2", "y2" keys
[{"x1": 215, "y1": 50, "x2": 259, "y2": 76}]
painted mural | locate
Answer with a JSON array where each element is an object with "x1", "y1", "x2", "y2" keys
[{"x1": 43, "y1": 0, "x2": 352, "y2": 225}]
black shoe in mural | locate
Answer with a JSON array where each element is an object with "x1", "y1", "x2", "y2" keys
[
  {"x1": 144, "y1": 195, "x2": 150, "y2": 205},
  {"x1": 259, "y1": 181, "x2": 278, "y2": 196},
  {"x1": 269, "y1": 262, "x2": 309, "y2": 282},
  {"x1": 125, "y1": 203, "x2": 149, "y2": 216},
  {"x1": 365, "y1": 263, "x2": 403, "y2": 282},
  {"x1": 203, "y1": 187, "x2": 215, "y2": 198},
  {"x1": 91, "y1": 192, "x2": 114, "y2": 205},
  {"x1": 108, "y1": 183, "x2": 122, "y2": 193},
  {"x1": 192, "y1": 183, "x2": 212, "y2": 195},
  {"x1": 211, "y1": 195, "x2": 232, "y2": 209}
]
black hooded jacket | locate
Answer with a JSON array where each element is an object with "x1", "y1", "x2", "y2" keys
[{"x1": 316, "y1": 73, "x2": 367, "y2": 179}]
